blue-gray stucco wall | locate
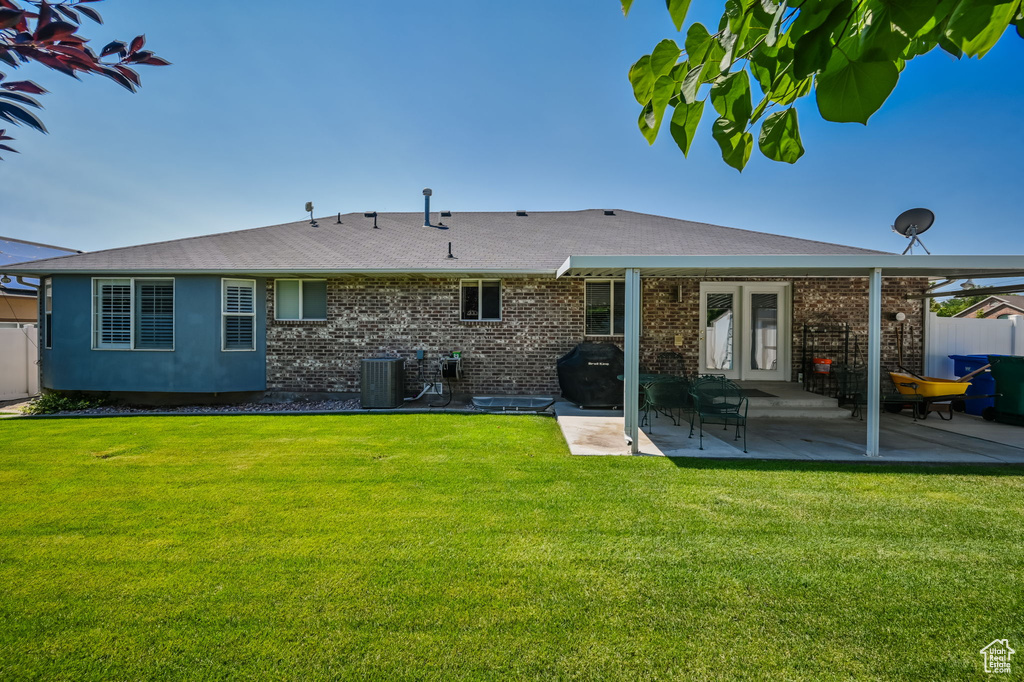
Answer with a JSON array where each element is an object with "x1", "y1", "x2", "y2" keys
[{"x1": 41, "y1": 275, "x2": 267, "y2": 393}]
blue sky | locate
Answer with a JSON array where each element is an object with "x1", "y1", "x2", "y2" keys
[{"x1": 2, "y1": 0, "x2": 1023, "y2": 257}]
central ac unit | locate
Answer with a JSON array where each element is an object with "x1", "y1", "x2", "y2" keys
[{"x1": 360, "y1": 358, "x2": 405, "y2": 408}]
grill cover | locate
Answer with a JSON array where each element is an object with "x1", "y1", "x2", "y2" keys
[{"x1": 556, "y1": 343, "x2": 624, "y2": 408}]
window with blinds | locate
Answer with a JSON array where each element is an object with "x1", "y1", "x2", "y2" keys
[
  {"x1": 135, "y1": 280, "x2": 174, "y2": 349},
  {"x1": 93, "y1": 279, "x2": 132, "y2": 348},
  {"x1": 274, "y1": 279, "x2": 327, "y2": 320},
  {"x1": 223, "y1": 279, "x2": 256, "y2": 351},
  {"x1": 92, "y1": 278, "x2": 174, "y2": 350},
  {"x1": 585, "y1": 280, "x2": 626, "y2": 335}
]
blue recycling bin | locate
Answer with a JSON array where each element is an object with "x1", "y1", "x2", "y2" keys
[{"x1": 949, "y1": 354, "x2": 998, "y2": 416}]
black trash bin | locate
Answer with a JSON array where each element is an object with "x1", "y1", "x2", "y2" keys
[{"x1": 557, "y1": 343, "x2": 624, "y2": 408}]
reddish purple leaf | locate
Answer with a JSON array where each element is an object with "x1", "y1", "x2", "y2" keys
[
  {"x1": 0, "y1": 8, "x2": 24, "y2": 30},
  {"x1": 113, "y1": 65, "x2": 140, "y2": 87},
  {"x1": 77, "y1": 5, "x2": 102, "y2": 24},
  {"x1": 100, "y1": 40, "x2": 126, "y2": 57},
  {"x1": 35, "y1": 20, "x2": 78, "y2": 42},
  {"x1": 1, "y1": 81, "x2": 48, "y2": 94},
  {"x1": 129, "y1": 34, "x2": 145, "y2": 54},
  {"x1": 140, "y1": 56, "x2": 171, "y2": 66}
]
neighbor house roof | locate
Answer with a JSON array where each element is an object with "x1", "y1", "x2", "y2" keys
[
  {"x1": 954, "y1": 294, "x2": 1024, "y2": 317},
  {"x1": 0, "y1": 209, "x2": 887, "y2": 276},
  {"x1": 0, "y1": 236, "x2": 81, "y2": 291}
]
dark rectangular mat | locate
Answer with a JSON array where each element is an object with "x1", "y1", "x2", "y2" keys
[{"x1": 742, "y1": 389, "x2": 777, "y2": 398}]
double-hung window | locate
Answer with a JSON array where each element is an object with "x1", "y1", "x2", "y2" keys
[
  {"x1": 274, "y1": 279, "x2": 327, "y2": 321},
  {"x1": 460, "y1": 279, "x2": 501, "y2": 321},
  {"x1": 585, "y1": 279, "x2": 626, "y2": 336},
  {"x1": 43, "y1": 279, "x2": 52, "y2": 349},
  {"x1": 222, "y1": 279, "x2": 256, "y2": 351},
  {"x1": 92, "y1": 278, "x2": 174, "y2": 350}
]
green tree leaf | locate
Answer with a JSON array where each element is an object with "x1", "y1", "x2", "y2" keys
[
  {"x1": 666, "y1": 0, "x2": 694, "y2": 31},
  {"x1": 628, "y1": 55, "x2": 655, "y2": 104},
  {"x1": 945, "y1": 0, "x2": 1018, "y2": 57},
  {"x1": 815, "y1": 57, "x2": 899, "y2": 123},
  {"x1": 710, "y1": 70, "x2": 752, "y2": 123},
  {"x1": 758, "y1": 108, "x2": 805, "y2": 162},
  {"x1": 711, "y1": 117, "x2": 753, "y2": 170},
  {"x1": 621, "y1": 0, "x2": 635, "y2": 16},
  {"x1": 680, "y1": 65, "x2": 703, "y2": 102},
  {"x1": 638, "y1": 102, "x2": 661, "y2": 144},
  {"x1": 650, "y1": 39, "x2": 682, "y2": 77},
  {"x1": 670, "y1": 100, "x2": 705, "y2": 155}
]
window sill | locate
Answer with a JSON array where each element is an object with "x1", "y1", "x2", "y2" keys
[
  {"x1": 458, "y1": 319, "x2": 503, "y2": 325},
  {"x1": 271, "y1": 319, "x2": 328, "y2": 326}
]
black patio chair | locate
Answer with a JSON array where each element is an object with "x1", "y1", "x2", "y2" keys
[
  {"x1": 689, "y1": 376, "x2": 748, "y2": 453},
  {"x1": 644, "y1": 376, "x2": 692, "y2": 433},
  {"x1": 833, "y1": 363, "x2": 867, "y2": 420}
]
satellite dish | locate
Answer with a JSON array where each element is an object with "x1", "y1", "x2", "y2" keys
[{"x1": 892, "y1": 208, "x2": 934, "y2": 255}]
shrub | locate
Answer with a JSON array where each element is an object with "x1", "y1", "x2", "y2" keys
[{"x1": 21, "y1": 392, "x2": 111, "y2": 415}]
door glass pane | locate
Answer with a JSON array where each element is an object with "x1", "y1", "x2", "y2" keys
[
  {"x1": 705, "y1": 292, "x2": 734, "y2": 371},
  {"x1": 750, "y1": 292, "x2": 778, "y2": 371}
]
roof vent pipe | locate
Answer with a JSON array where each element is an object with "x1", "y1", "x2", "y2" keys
[{"x1": 423, "y1": 188, "x2": 432, "y2": 227}]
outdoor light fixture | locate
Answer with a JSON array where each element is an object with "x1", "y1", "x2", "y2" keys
[
  {"x1": 0, "y1": 275, "x2": 10, "y2": 284},
  {"x1": 962, "y1": 279, "x2": 976, "y2": 290}
]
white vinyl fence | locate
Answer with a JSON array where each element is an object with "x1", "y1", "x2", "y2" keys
[
  {"x1": 0, "y1": 326, "x2": 38, "y2": 400},
  {"x1": 925, "y1": 313, "x2": 1023, "y2": 379}
]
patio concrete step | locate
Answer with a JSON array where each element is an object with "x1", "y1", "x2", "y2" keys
[{"x1": 746, "y1": 405, "x2": 853, "y2": 419}]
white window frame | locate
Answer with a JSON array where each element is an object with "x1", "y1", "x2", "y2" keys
[
  {"x1": 584, "y1": 278, "x2": 627, "y2": 337},
  {"x1": 43, "y1": 278, "x2": 52, "y2": 349},
  {"x1": 90, "y1": 277, "x2": 175, "y2": 351},
  {"x1": 460, "y1": 279, "x2": 502, "y2": 322},
  {"x1": 221, "y1": 278, "x2": 257, "y2": 352},
  {"x1": 273, "y1": 278, "x2": 327, "y2": 321}
]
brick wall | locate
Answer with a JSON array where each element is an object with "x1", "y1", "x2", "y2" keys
[{"x1": 265, "y1": 275, "x2": 927, "y2": 395}]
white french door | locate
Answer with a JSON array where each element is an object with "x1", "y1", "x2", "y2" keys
[{"x1": 698, "y1": 282, "x2": 790, "y2": 381}]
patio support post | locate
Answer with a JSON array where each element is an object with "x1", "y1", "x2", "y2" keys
[
  {"x1": 624, "y1": 267, "x2": 641, "y2": 454},
  {"x1": 866, "y1": 267, "x2": 882, "y2": 457}
]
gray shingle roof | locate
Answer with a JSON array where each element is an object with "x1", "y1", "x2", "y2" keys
[{"x1": 3, "y1": 209, "x2": 886, "y2": 275}]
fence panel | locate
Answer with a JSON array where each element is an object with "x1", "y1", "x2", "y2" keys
[
  {"x1": 926, "y1": 313, "x2": 1019, "y2": 378},
  {"x1": 0, "y1": 326, "x2": 38, "y2": 400}
]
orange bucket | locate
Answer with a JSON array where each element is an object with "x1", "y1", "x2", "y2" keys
[{"x1": 812, "y1": 358, "x2": 832, "y2": 375}]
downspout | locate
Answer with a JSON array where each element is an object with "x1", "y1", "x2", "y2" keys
[{"x1": 15, "y1": 276, "x2": 40, "y2": 290}]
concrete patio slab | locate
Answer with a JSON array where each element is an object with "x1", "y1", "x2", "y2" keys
[{"x1": 554, "y1": 401, "x2": 1024, "y2": 464}]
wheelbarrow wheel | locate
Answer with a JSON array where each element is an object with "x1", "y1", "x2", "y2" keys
[
  {"x1": 983, "y1": 406, "x2": 997, "y2": 422},
  {"x1": 951, "y1": 399, "x2": 966, "y2": 413}
]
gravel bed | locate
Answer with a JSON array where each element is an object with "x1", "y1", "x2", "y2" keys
[{"x1": 48, "y1": 399, "x2": 364, "y2": 416}]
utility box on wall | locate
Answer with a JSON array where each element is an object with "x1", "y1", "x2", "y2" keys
[{"x1": 360, "y1": 358, "x2": 405, "y2": 408}]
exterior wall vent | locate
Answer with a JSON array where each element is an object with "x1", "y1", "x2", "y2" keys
[{"x1": 360, "y1": 358, "x2": 405, "y2": 408}]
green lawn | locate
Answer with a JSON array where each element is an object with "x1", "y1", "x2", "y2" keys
[{"x1": 0, "y1": 415, "x2": 1021, "y2": 680}]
